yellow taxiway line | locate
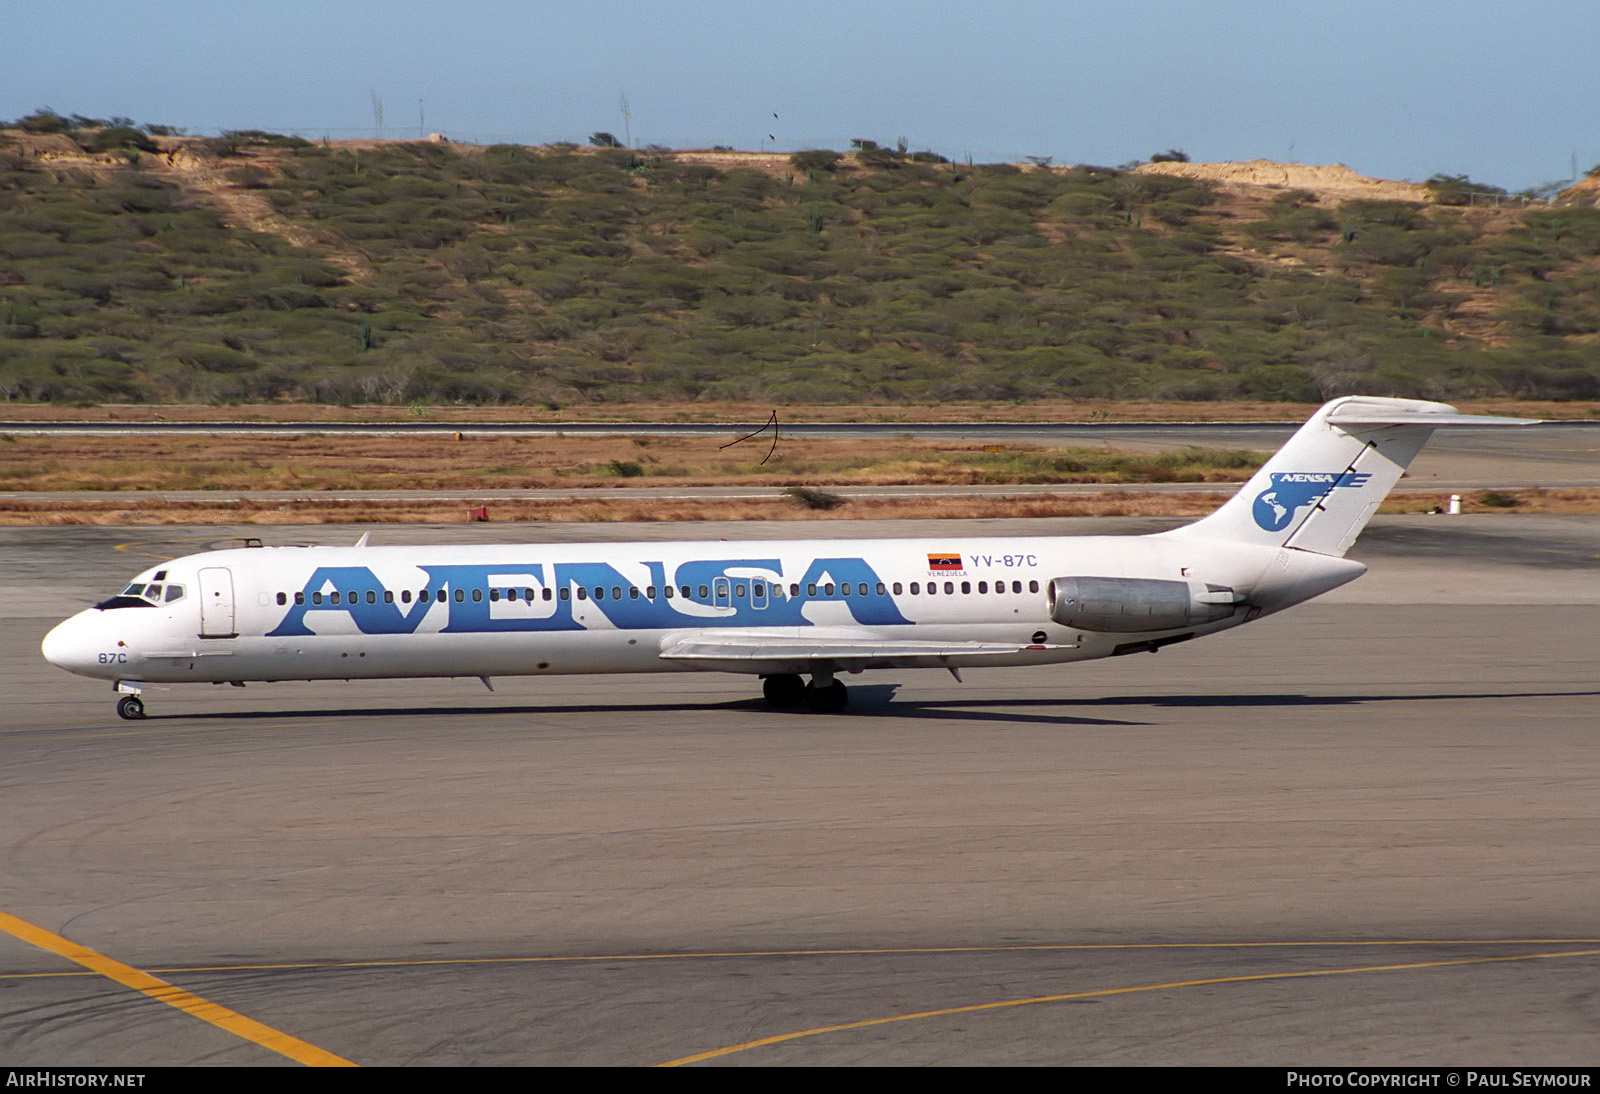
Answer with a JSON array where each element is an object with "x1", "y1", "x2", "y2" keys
[
  {"x1": 657, "y1": 945, "x2": 1600, "y2": 1066},
  {"x1": 0, "y1": 909, "x2": 355, "y2": 1067}
]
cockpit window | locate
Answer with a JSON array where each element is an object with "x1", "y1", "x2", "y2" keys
[
  {"x1": 96, "y1": 595, "x2": 156, "y2": 610},
  {"x1": 97, "y1": 581, "x2": 185, "y2": 611}
]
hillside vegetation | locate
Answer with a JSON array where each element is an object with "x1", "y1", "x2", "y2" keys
[{"x1": 3, "y1": 125, "x2": 1599, "y2": 406}]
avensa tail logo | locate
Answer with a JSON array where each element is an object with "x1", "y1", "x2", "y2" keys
[{"x1": 1252, "y1": 471, "x2": 1373, "y2": 531}]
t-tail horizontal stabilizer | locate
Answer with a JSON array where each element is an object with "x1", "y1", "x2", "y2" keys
[{"x1": 1162, "y1": 396, "x2": 1538, "y2": 557}]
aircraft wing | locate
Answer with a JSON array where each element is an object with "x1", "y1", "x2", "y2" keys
[{"x1": 658, "y1": 629, "x2": 1074, "y2": 674}]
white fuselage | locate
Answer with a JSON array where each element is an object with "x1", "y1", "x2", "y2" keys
[{"x1": 40, "y1": 531, "x2": 1363, "y2": 688}]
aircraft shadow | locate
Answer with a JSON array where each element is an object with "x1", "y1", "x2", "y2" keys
[
  {"x1": 138, "y1": 696, "x2": 1141, "y2": 729},
  {"x1": 132, "y1": 686, "x2": 1598, "y2": 729},
  {"x1": 1056, "y1": 689, "x2": 1600, "y2": 708}
]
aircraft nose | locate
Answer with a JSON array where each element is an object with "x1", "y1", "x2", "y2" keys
[{"x1": 41, "y1": 612, "x2": 103, "y2": 676}]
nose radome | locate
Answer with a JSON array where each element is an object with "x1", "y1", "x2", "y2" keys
[{"x1": 41, "y1": 612, "x2": 97, "y2": 674}]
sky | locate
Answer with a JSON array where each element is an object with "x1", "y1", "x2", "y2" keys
[{"x1": 6, "y1": 0, "x2": 1599, "y2": 192}]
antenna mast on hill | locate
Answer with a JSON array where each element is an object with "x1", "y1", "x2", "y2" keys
[
  {"x1": 370, "y1": 91, "x2": 384, "y2": 139},
  {"x1": 620, "y1": 93, "x2": 631, "y2": 149}
]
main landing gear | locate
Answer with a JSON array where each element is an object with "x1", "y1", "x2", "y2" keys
[
  {"x1": 116, "y1": 694, "x2": 146, "y2": 720},
  {"x1": 761, "y1": 673, "x2": 849, "y2": 714}
]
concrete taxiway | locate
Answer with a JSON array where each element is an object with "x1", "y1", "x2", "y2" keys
[{"x1": 2, "y1": 517, "x2": 1597, "y2": 1065}]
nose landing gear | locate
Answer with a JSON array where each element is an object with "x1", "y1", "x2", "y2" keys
[{"x1": 116, "y1": 694, "x2": 146, "y2": 720}]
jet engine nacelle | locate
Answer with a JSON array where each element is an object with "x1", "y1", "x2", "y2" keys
[{"x1": 1047, "y1": 576, "x2": 1243, "y2": 633}]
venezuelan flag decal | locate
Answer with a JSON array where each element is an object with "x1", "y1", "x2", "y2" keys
[{"x1": 927, "y1": 553, "x2": 964, "y2": 573}]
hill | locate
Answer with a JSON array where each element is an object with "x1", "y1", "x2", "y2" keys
[{"x1": 2, "y1": 126, "x2": 1598, "y2": 407}]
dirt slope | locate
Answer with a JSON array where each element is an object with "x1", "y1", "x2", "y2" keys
[
  {"x1": 1558, "y1": 175, "x2": 1600, "y2": 206},
  {"x1": 1136, "y1": 158, "x2": 1430, "y2": 203},
  {"x1": 7, "y1": 131, "x2": 371, "y2": 277}
]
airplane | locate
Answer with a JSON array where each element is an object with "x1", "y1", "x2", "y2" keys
[{"x1": 41, "y1": 396, "x2": 1534, "y2": 720}]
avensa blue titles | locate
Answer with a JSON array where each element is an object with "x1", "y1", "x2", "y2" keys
[{"x1": 268, "y1": 556, "x2": 911, "y2": 636}]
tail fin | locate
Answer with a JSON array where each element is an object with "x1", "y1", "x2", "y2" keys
[{"x1": 1164, "y1": 396, "x2": 1537, "y2": 557}]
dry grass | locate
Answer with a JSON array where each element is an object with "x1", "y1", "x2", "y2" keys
[
  {"x1": 1378, "y1": 489, "x2": 1600, "y2": 515},
  {"x1": 2, "y1": 398, "x2": 1593, "y2": 424},
  {"x1": 3, "y1": 489, "x2": 1595, "y2": 527},
  {"x1": 0, "y1": 433, "x2": 1262, "y2": 492},
  {"x1": 0, "y1": 492, "x2": 1233, "y2": 526},
  {"x1": 4, "y1": 419, "x2": 1593, "y2": 526}
]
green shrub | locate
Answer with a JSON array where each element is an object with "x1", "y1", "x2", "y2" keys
[
  {"x1": 1425, "y1": 174, "x2": 1507, "y2": 206},
  {"x1": 784, "y1": 485, "x2": 845, "y2": 509},
  {"x1": 172, "y1": 343, "x2": 259, "y2": 373},
  {"x1": 789, "y1": 149, "x2": 841, "y2": 172},
  {"x1": 77, "y1": 127, "x2": 158, "y2": 154},
  {"x1": 1477, "y1": 490, "x2": 1520, "y2": 508}
]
